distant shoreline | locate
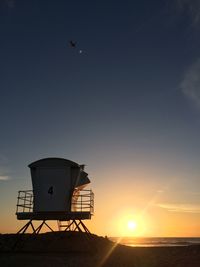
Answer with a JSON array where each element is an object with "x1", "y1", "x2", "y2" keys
[{"x1": 109, "y1": 236, "x2": 200, "y2": 247}]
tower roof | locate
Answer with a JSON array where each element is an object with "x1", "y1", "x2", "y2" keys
[{"x1": 28, "y1": 158, "x2": 80, "y2": 168}]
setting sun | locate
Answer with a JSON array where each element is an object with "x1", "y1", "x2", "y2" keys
[
  {"x1": 127, "y1": 220, "x2": 137, "y2": 231},
  {"x1": 111, "y1": 210, "x2": 147, "y2": 237}
]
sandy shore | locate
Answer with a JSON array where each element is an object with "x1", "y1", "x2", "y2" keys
[{"x1": 0, "y1": 232, "x2": 200, "y2": 267}]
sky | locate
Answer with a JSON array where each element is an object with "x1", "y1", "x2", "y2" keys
[{"x1": 0, "y1": 0, "x2": 200, "y2": 237}]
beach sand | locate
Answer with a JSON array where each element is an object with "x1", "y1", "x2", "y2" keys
[{"x1": 0, "y1": 232, "x2": 200, "y2": 267}]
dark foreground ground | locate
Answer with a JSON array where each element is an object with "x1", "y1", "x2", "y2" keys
[{"x1": 0, "y1": 232, "x2": 200, "y2": 267}]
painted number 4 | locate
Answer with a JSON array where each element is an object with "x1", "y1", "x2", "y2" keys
[{"x1": 48, "y1": 186, "x2": 53, "y2": 195}]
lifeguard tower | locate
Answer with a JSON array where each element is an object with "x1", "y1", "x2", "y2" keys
[{"x1": 16, "y1": 158, "x2": 94, "y2": 234}]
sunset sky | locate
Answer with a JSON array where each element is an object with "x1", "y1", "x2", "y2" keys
[{"x1": 0, "y1": 0, "x2": 200, "y2": 237}]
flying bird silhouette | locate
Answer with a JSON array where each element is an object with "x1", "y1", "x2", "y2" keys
[{"x1": 69, "y1": 40, "x2": 76, "y2": 48}]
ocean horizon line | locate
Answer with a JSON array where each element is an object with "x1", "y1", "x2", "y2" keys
[{"x1": 109, "y1": 236, "x2": 200, "y2": 247}]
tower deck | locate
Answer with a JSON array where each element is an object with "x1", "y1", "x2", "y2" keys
[
  {"x1": 16, "y1": 189, "x2": 94, "y2": 221},
  {"x1": 16, "y1": 211, "x2": 91, "y2": 220}
]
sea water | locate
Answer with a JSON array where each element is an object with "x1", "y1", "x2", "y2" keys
[{"x1": 109, "y1": 237, "x2": 200, "y2": 247}]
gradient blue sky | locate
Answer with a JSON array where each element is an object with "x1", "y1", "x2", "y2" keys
[{"x1": 0, "y1": 0, "x2": 200, "y2": 236}]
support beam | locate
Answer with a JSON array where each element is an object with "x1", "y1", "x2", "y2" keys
[
  {"x1": 17, "y1": 220, "x2": 32, "y2": 234},
  {"x1": 79, "y1": 220, "x2": 91, "y2": 234},
  {"x1": 58, "y1": 219, "x2": 91, "y2": 233}
]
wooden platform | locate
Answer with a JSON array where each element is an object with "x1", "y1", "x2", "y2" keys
[{"x1": 16, "y1": 211, "x2": 91, "y2": 220}]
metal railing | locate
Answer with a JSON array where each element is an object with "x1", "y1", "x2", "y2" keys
[
  {"x1": 16, "y1": 190, "x2": 33, "y2": 213},
  {"x1": 16, "y1": 189, "x2": 94, "y2": 215},
  {"x1": 71, "y1": 189, "x2": 94, "y2": 215}
]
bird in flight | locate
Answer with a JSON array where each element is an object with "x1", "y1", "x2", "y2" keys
[
  {"x1": 69, "y1": 40, "x2": 76, "y2": 48},
  {"x1": 69, "y1": 40, "x2": 83, "y2": 54}
]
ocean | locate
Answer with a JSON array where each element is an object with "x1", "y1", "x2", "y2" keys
[{"x1": 109, "y1": 237, "x2": 200, "y2": 247}]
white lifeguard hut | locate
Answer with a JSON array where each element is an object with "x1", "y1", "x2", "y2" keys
[{"x1": 16, "y1": 158, "x2": 94, "y2": 234}]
